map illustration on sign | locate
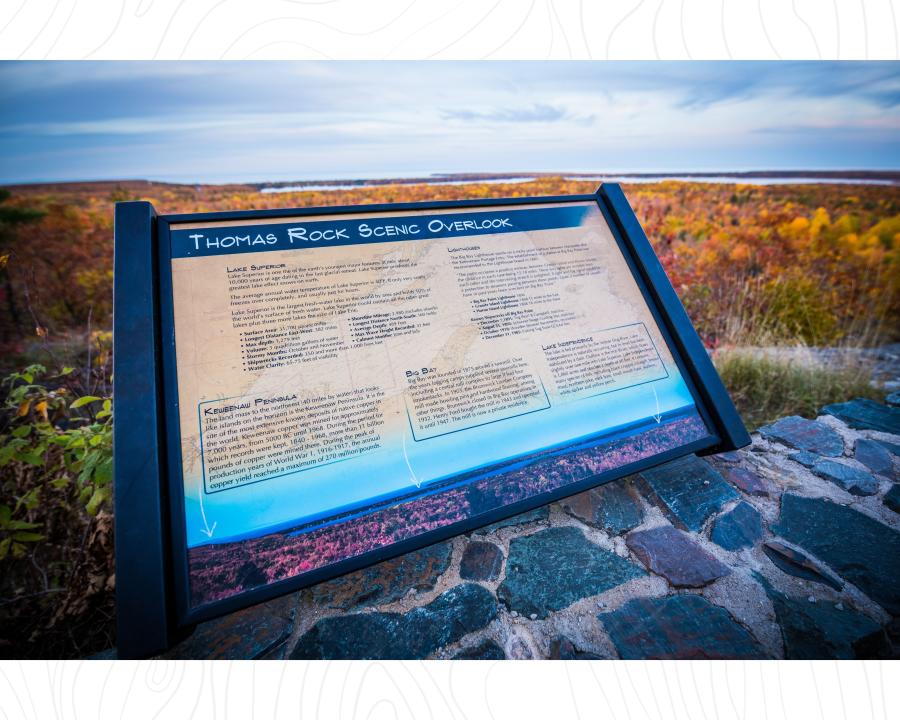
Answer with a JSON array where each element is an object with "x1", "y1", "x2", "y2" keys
[{"x1": 165, "y1": 199, "x2": 717, "y2": 608}]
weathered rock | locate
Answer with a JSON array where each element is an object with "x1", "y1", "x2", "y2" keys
[
  {"x1": 548, "y1": 636, "x2": 603, "y2": 660},
  {"x1": 711, "y1": 502, "x2": 763, "y2": 551},
  {"x1": 716, "y1": 451, "x2": 743, "y2": 463},
  {"x1": 758, "y1": 577, "x2": 888, "y2": 659},
  {"x1": 166, "y1": 592, "x2": 297, "y2": 660},
  {"x1": 477, "y1": 506, "x2": 549, "y2": 534},
  {"x1": 503, "y1": 627, "x2": 539, "y2": 659},
  {"x1": 884, "y1": 484, "x2": 900, "y2": 514},
  {"x1": 311, "y1": 541, "x2": 452, "y2": 610},
  {"x1": 759, "y1": 415, "x2": 844, "y2": 456},
  {"x1": 600, "y1": 595, "x2": 766, "y2": 659},
  {"x1": 811, "y1": 459, "x2": 880, "y2": 496},
  {"x1": 887, "y1": 391, "x2": 900, "y2": 407},
  {"x1": 497, "y1": 526, "x2": 644, "y2": 618},
  {"x1": 875, "y1": 439, "x2": 900, "y2": 457},
  {"x1": 724, "y1": 467, "x2": 771, "y2": 497},
  {"x1": 459, "y1": 541, "x2": 504, "y2": 581},
  {"x1": 451, "y1": 638, "x2": 505, "y2": 659},
  {"x1": 855, "y1": 438, "x2": 895, "y2": 476},
  {"x1": 789, "y1": 451, "x2": 820, "y2": 468},
  {"x1": 86, "y1": 647, "x2": 117, "y2": 660},
  {"x1": 822, "y1": 398, "x2": 900, "y2": 435},
  {"x1": 559, "y1": 480, "x2": 643, "y2": 535},
  {"x1": 773, "y1": 494, "x2": 900, "y2": 614},
  {"x1": 886, "y1": 617, "x2": 900, "y2": 648},
  {"x1": 290, "y1": 583, "x2": 497, "y2": 659},
  {"x1": 626, "y1": 525, "x2": 730, "y2": 587},
  {"x1": 762, "y1": 541, "x2": 843, "y2": 591},
  {"x1": 639, "y1": 455, "x2": 738, "y2": 531}
]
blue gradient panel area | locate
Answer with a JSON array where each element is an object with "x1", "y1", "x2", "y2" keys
[{"x1": 184, "y1": 361, "x2": 699, "y2": 546}]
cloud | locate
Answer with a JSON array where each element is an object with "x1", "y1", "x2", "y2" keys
[
  {"x1": 0, "y1": 61, "x2": 897, "y2": 183},
  {"x1": 754, "y1": 121, "x2": 900, "y2": 135},
  {"x1": 562, "y1": 62, "x2": 900, "y2": 111},
  {"x1": 441, "y1": 103, "x2": 570, "y2": 123}
]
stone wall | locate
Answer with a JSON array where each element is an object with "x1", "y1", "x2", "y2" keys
[{"x1": 157, "y1": 395, "x2": 900, "y2": 660}]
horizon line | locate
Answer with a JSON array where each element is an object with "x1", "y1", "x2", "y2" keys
[{"x1": 4, "y1": 168, "x2": 900, "y2": 189}]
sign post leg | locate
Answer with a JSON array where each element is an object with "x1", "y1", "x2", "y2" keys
[{"x1": 113, "y1": 201, "x2": 176, "y2": 658}]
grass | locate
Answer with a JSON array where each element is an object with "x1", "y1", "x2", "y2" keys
[{"x1": 714, "y1": 349, "x2": 886, "y2": 431}]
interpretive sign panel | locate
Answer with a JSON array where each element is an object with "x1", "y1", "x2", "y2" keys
[{"x1": 113, "y1": 185, "x2": 749, "y2": 657}]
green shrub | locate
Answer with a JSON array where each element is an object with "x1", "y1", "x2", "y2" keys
[
  {"x1": 0, "y1": 364, "x2": 114, "y2": 658},
  {"x1": 714, "y1": 349, "x2": 884, "y2": 431},
  {"x1": 758, "y1": 276, "x2": 841, "y2": 345}
]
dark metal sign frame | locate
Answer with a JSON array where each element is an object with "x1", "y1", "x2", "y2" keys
[{"x1": 113, "y1": 184, "x2": 749, "y2": 658}]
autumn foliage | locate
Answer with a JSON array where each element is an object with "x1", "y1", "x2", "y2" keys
[
  {"x1": 635, "y1": 183, "x2": 900, "y2": 346},
  {"x1": 1, "y1": 177, "x2": 897, "y2": 360}
]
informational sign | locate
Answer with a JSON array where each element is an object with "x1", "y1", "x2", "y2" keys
[{"x1": 113, "y1": 186, "x2": 749, "y2": 657}]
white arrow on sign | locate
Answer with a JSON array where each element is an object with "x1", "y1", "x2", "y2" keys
[
  {"x1": 652, "y1": 385, "x2": 662, "y2": 424},
  {"x1": 198, "y1": 485, "x2": 217, "y2": 538},
  {"x1": 402, "y1": 430, "x2": 422, "y2": 489}
]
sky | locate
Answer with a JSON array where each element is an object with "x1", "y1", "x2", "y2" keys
[{"x1": 1, "y1": 61, "x2": 899, "y2": 185}]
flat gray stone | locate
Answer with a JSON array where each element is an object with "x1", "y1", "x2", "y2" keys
[
  {"x1": 715, "y1": 451, "x2": 743, "y2": 463},
  {"x1": 291, "y1": 583, "x2": 497, "y2": 659},
  {"x1": 757, "y1": 575, "x2": 888, "y2": 659},
  {"x1": 789, "y1": 451, "x2": 820, "y2": 468},
  {"x1": 711, "y1": 502, "x2": 763, "y2": 551},
  {"x1": 762, "y1": 541, "x2": 843, "y2": 591},
  {"x1": 855, "y1": 438, "x2": 895, "y2": 476},
  {"x1": 759, "y1": 415, "x2": 844, "y2": 456},
  {"x1": 459, "y1": 541, "x2": 503, "y2": 581},
  {"x1": 639, "y1": 455, "x2": 739, "y2": 531},
  {"x1": 811, "y1": 459, "x2": 880, "y2": 496},
  {"x1": 451, "y1": 639, "x2": 505, "y2": 660},
  {"x1": 600, "y1": 595, "x2": 766, "y2": 659},
  {"x1": 626, "y1": 525, "x2": 730, "y2": 587},
  {"x1": 823, "y1": 399, "x2": 900, "y2": 435},
  {"x1": 773, "y1": 494, "x2": 900, "y2": 614},
  {"x1": 311, "y1": 542, "x2": 452, "y2": 610},
  {"x1": 724, "y1": 467, "x2": 771, "y2": 497},
  {"x1": 559, "y1": 480, "x2": 643, "y2": 535},
  {"x1": 875, "y1": 439, "x2": 900, "y2": 457},
  {"x1": 476, "y1": 506, "x2": 549, "y2": 534},
  {"x1": 497, "y1": 526, "x2": 644, "y2": 618},
  {"x1": 548, "y1": 636, "x2": 603, "y2": 660},
  {"x1": 86, "y1": 648, "x2": 117, "y2": 660},
  {"x1": 884, "y1": 484, "x2": 900, "y2": 514},
  {"x1": 165, "y1": 593, "x2": 297, "y2": 660}
]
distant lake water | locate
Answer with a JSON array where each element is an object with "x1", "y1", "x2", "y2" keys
[
  {"x1": 260, "y1": 177, "x2": 537, "y2": 193},
  {"x1": 568, "y1": 176, "x2": 899, "y2": 186},
  {"x1": 260, "y1": 175, "x2": 898, "y2": 193}
]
